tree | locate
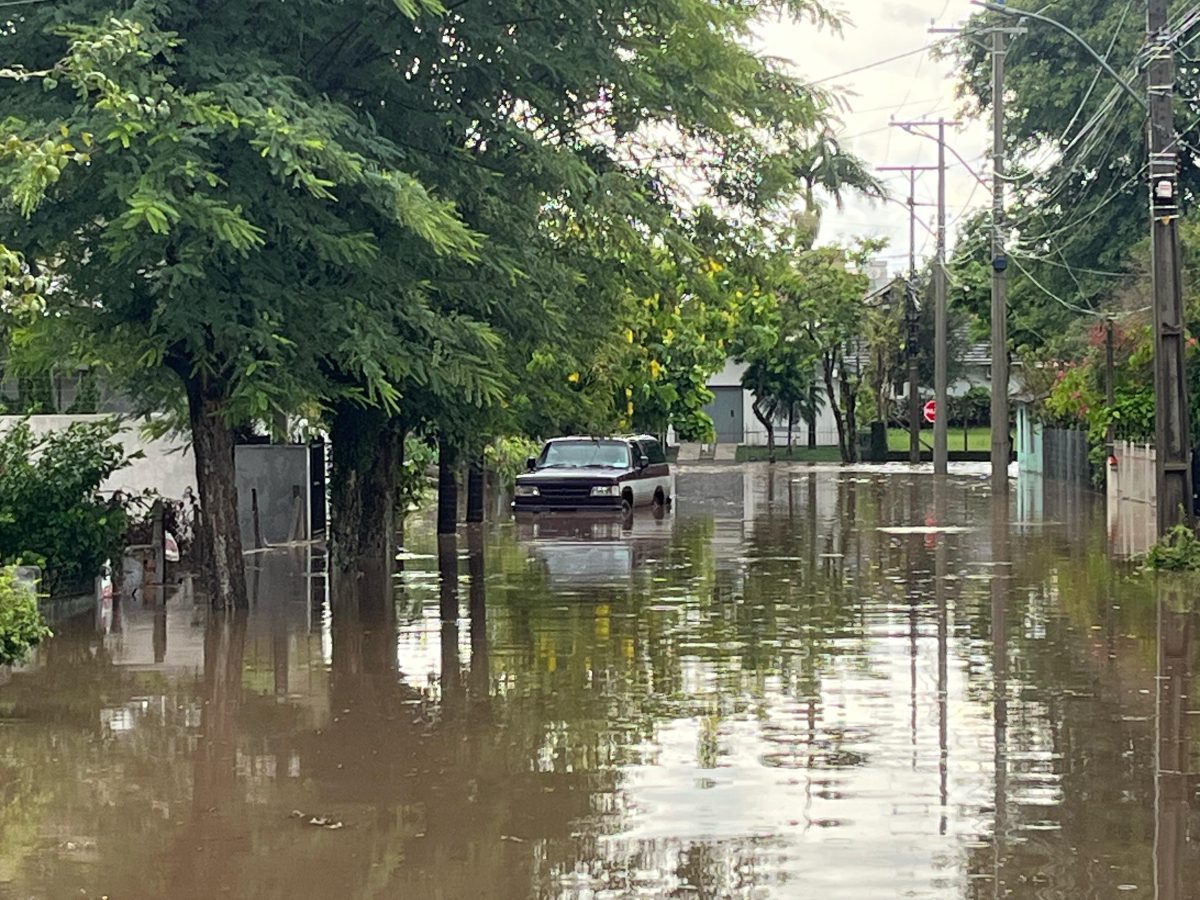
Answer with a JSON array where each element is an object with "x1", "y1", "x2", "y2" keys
[
  {"x1": 791, "y1": 132, "x2": 887, "y2": 246},
  {"x1": 792, "y1": 244, "x2": 875, "y2": 463},
  {"x1": 732, "y1": 278, "x2": 816, "y2": 463},
  {"x1": 0, "y1": 6, "x2": 489, "y2": 605},
  {"x1": 950, "y1": 0, "x2": 1183, "y2": 353}
]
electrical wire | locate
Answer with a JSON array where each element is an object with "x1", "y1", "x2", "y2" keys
[
  {"x1": 1009, "y1": 256, "x2": 1105, "y2": 318},
  {"x1": 809, "y1": 43, "x2": 945, "y2": 85}
]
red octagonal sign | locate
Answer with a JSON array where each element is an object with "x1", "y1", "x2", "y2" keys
[{"x1": 922, "y1": 400, "x2": 937, "y2": 425}]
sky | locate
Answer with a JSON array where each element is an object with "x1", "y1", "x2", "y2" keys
[{"x1": 756, "y1": 1, "x2": 993, "y2": 278}]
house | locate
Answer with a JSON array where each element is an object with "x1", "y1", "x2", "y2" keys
[
  {"x1": 700, "y1": 357, "x2": 842, "y2": 447},
  {"x1": 692, "y1": 260, "x2": 1024, "y2": 450}
]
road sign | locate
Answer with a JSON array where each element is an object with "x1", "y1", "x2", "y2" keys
[{"x1": 923, "y1": 400, "x2": 937, "y2": 425}]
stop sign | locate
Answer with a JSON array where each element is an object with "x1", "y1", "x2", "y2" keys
[{"x1": 923, "y1": 400, "x2": 937, "y2": 424}]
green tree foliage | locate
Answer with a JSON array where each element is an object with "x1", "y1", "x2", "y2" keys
[
  {"x1": 0, "y1": 4, "x2": 487, "y2": 601},
  {"x1": 0, "y1": 0, "x2": 861, "y2": 586},
  {"x1": 794, "y1": 243, "x2": 876, "y2": 463},
  {"x1": 950, "y1": 0, "x2": 1197, "y2": 350},
  {"x1": 0, "y1": 419, "x2": 131, "y2": 593},
  {"x1": 0, "y1": 566, "x2": 50, "y2": 666}
]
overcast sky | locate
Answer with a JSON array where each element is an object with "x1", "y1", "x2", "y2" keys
[{"x1": 756, "y1": 1, "x2": 991, "y2": 277}]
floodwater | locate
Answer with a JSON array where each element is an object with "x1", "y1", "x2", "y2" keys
[{"x1": 1, "y1": 465, "x2": 1197, "y2": 899}]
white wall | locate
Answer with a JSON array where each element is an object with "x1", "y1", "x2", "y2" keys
[{"x1": 0, "y1": 415, "x2": 195, "y2": 499}]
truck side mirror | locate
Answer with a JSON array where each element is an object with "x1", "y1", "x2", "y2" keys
[
  {"x1": 526, "y1": 456, "x2": 537, "y2": 471},
  {"x1": 638, "y1": 454, "x2": 650, "y2": 469}
]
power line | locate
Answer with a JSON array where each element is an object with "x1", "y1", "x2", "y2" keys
[
  {"x1": 1009, "y1": 256, "x2": 1104, "y2": 318},
  {"x1": 809, "y1": 41, "x2": 945, "y2": 85}
]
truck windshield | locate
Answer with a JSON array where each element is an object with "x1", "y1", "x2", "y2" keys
[{"x1": 539, "y1": 441, "x2": 630, "y2": 469}]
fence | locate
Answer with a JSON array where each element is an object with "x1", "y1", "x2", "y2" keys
[
  {"x1": 1042, "y1": 427, "x2": 1093, "y2": 488},
  {"x1": 1107, "y1": 441, "x2": 1157, "y2": 559}
]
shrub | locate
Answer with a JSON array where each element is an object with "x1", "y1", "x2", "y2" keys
[
  {"x1": 0, "y1": 567, "x2": 51, "y2": 665},
  {"x1": 397, "y1": 434, "x2": 437, "y2": 512},
  {"x1": 0, "y1": 419, "x2": 134, "y2": 593},
  {"x1": 1145, "y1": 524, "x2": 1200, "y2": 572},
  {"x1": 486, "y1": 435, "x2": 543, "y2": 486}
]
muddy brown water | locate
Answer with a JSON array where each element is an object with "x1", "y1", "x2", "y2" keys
[{"x1": 1, "y1": 466, "x2": 1197, "y2": 899}]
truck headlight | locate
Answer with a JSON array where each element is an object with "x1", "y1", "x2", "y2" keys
[
  {"x1": 514, "y1": 485, "x2": 540, "y2": 498},
  {"x1": 590, "y1": 485, "x2": 621, "y2": 497}
]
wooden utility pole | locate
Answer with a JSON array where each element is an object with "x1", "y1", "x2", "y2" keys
[
  {"x1": 934, "y1": 118, "x2": 949, "y2": 476},
  {"x1": 1105, "y1": 318, "x2": 1116, "y2": 460},
  {"x1": 990, "y1": 22, "x2": 1011, "y2": 493},
  {"x1": 907, "y1": 171, "x2": 922, "y2": 464},
  {"x1": 884, "y1": 126, "x2": 955, "y2": 474},
  {"x1": 883, "y1": 159, "x2": 938, "y2": 465},
  {"x1": 1148, "y1": 0, "x2": 1193, "y2": 533}
]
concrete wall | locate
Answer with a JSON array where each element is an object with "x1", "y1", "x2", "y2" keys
[{"x1": 1, "y1": 414, "x2": 195, "y2": 499}]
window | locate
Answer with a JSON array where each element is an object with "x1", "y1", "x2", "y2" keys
[
  {"x1": 539, "y1": 440, "x2": 631, "y2": 469},
  {"x1": 640, "y1": 439, "x2": 667, "y2": 465}
]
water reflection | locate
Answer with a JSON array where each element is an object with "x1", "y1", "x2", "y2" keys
[{"x1": 1, "y1": 467, "x2": 1198, "y2": 898}]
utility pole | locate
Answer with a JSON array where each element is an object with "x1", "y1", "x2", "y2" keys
[
  {"x1": 1148, "y1": 0, "x2": 1194, "y2": 533},
  {"x1": 882, "y1": 160, "x2": 938, "y2": 465},
  {"x1": 885, "y1": 125, "x2": 956, "y2": 475},
  {"x1": 990, "y1": 21, "x2": 1011, "y2": 494},
  {"x1": 907, "y1": 171, "x2": 921, "y2": 465},
  {"x1": 934, "y1": 118, "x2": 949, "y2": 476},
  {"x1": 1105, "y1": 318, "x2": 1116, "y2": 461}
]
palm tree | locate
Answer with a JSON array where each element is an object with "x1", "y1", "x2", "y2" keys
[{"x1": 792, "y1": 132, "x2": 887, "y2": 246}]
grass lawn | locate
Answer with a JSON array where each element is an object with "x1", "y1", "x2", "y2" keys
[
  {"x1": 886, "y1": 427, "x2": 992, "y2": 453},
  {"x1": 736, "y1": 445, "x2": 843, "y2": 463}
]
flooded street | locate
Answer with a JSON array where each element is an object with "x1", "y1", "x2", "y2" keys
[{"x1": 2, "y1": 465, "x2": 1197, "y2": 898}]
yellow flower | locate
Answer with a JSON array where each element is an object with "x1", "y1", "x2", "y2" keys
[
  {"x1": 567, "y1": 371, "x2": 581, "y2": 384},
  {"x1": 649, "y1": 359, "x2": 663, "y2": 380},
  {"x1": 706, "y1": 259, "x2": 724, "y2": 274},
  {"x1": 664, "y1": 328, "x2": 675, "y2": 345},
  {"x1": 625, "y1": 386, "x2": 633, "y2": 399},
  {"x1": 627, "y1": 401, "x2": 635, "y2": 417},
  {"x1": 624, "y1": 328, "x2": 635, "y2": 344}
]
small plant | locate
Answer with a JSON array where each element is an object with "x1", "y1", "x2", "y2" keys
[
  {"x1": 1145, "y1": 524, "x2": 1200, "y2": 572},
  {"x1": 0, "y1": 418, "x2": 134, "y2": 593},
  {"x1": 0, "y1": 566, "x2": 51, "y2": 666},
  {"x1": 397, "y1": 434, "x2": 438, "y2": 512}
]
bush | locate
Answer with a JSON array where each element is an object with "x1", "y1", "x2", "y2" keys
[
  {"x1": 1145, "y1": 524, "x2": 1200, "y2": 572},
  {"x1": 0, "y1": 567, "x2": 51, "y2": 665},
  {"x1": 486, "y1": 435, "x2": 542, "y2": 486},
  {"x1": 0, "y1": 419, "x2": 134, "y2": 593},
  {"x1": 951, "y1": 386, "x2": 991, "y2": 427},
  {"x1": 397, "y1": 434, "x2": 437, "y2": 511}
]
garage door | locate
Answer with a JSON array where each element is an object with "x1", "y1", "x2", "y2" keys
[{"x1": 704, "y1": 387, "x2": 744, "y2": 444}]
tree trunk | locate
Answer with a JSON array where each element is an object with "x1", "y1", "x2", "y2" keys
[
  {"x1": 329, "y1": 403, "x2": 399, "y2": 571},
  {"x1": 807, "y1": 382, "x2": 818, "y2": 449},
  {"x1": 466, "y1": 452, "x2": 485, "y2": 524},
  {"x1": 186, "y1": 378, "x2": 248, "y2": 609},
  {"x1": 822, "y1": 353, "x2": 850, "y2": 464},
  {"x1": 842, "y1": 373, "x2": 859, "y2": 464},
  {"x1": 787, "y1": 407, "x2": 795, "y2": 458},
  {"x1": 751, "y1": 396, "x2": 777, "y2": 464},
  {"x1": 438, "y1": 437, "x2": 459, "y2": 536}
]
